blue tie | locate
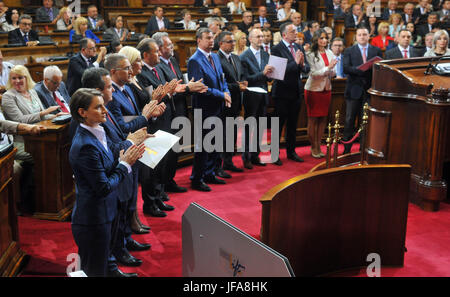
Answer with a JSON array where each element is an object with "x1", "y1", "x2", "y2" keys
[{"x1": 23, "y1": 33, "x2": 29, "y2": 43}]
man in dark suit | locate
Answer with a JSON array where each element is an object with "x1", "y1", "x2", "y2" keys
[
  {"x1": 217, "y1": 31, "x2": 247, "y2": 173},
  {"x1": 414, "y1": 0, "x2": 432, "y2": 24},
  {"x1": 385, "y1": 29, "x2": 422, "y2": 59},
  {"x1": 145, "y1": 6, "x2": 170, "y2": 36},
  {"x1": 261, "y1": 28, "x2": 273, "y2": 55},
  {"x1": 35, "y1": 0, "x2": 59, "y2": 23},
  {"x1": 402, "y1": 2, "x2": 418, "y2": 24},
  {"x1": 303, "y1": 20, "x2": 320, "y2": 44},
  {"x1": 290, "y1": 12, "x2": 307, "y2": 33},
  {"x1": 271, "y1": 22, "x2": 310, "y2": 165},
  {"x1": 238, "y1": 11, "x2": 254, "y2": 36},
  {"x1": 381, "y1": 0, "x2": 402, "y2": 20},
  {"x1": 194, "y1": 0, "x2": 215, "y2": 7},
  {"x1": 342, "y1": 27, "x2": 382, "y2": 154},
  {"x1": 255, "y1": 6, "x2": 273, "y2": 29},
  {"x1": 417, "y1": 12, "x2": 440, "y2": 38},
  {"x1": 153, "y1": 32, "x2": 208, "y2": 192},
  {"x1": 80, "y1": 67, "x2": 150, "y2": 278},
  {"x1": 240, "y1": 28, "x2": 273, "y2": 169},
  {"x1": 8, "y1": 14, "x2": 39, "y2": 46},
  {"x1": 266, "y1": 0, "x2": 281, "y2": 14},
  {"x1": 188, "y1": 28, "x2": 231, "y2": 192},
  {"x1": 86, "y1": 4, "x2": 107, "y2": 31},
  {"x1": 67, "y1": 38, "x2": 107, "y2": 96},
  {"x1": 34, "y1": 65, "x2": 71, "y2": 111},
  {"x1": 344, "y1": 3, "x2": 368, "y2": 28}
]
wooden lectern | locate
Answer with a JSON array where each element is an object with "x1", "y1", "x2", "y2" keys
[
  {"x1": 23, "y1": 120, "x2": 75, "y2": 221},
  {"x1": 0, "y1": 148, "x2": 27, "y2": 276},
  {"x1": 368, "y1": 57, "x2": 450, "y2": 211}
]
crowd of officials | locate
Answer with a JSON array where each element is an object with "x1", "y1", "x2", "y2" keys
[{"x1": 0, "y1": 0, "x2": 449, "y2": 277}]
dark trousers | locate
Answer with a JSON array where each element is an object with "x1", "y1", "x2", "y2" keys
[
  {"x1": 343, "y1": 96, "x2": 368, "y2": 152},
  {"x1": 112, "y1": 199, "x2": 134, "y2": 258},
  {"x1": 275, "y1": 98, "x2": 301, "y2": 155},
  {"x1": 72, "y1": 222, "x2": 112, "y2": 277},
  {"x1": 242, "y1": 92, "x2": 266, "y2": 161},
  {"x1": 139, "y1": 156, "x2": 167, "y2": 208},
  {"x1": 222, "y1": 93, "x2": 242, "y2": 166}
]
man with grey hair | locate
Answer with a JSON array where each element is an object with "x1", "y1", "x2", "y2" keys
[
  {"x1": 34, "y1": 65, "x2": 71, "y2": 112},
  {"x1": 8, "y1": 14, "x2": 39, "y2": 45}
]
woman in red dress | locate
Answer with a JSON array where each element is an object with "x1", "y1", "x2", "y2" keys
[
  {"x1": 370, "y1": 22, "x2": 394, "y2": 50},
  {"x1": 304, "y1": 29, "x2": 337, "y2": 158}
]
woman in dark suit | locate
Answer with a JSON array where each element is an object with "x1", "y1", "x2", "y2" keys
[
  {"x1": 104, "y1": 15, "x2": 129, "y2": 43},
  {"x1": 69, "y1": 88, "x2": 144, "y2": 277}
]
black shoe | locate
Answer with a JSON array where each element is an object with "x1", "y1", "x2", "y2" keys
[
  {"x1": 126, "y1": 239, "x2": 151, "y2": 251},
  {"x1": 131, "y1": 226, "x2": 150, "y2": 234},
  {"x1": 243, "y1": 160, "x2": 253, "y2": 169},
  {"x1": 251, "y1": 158, "x2": 266, "y2": 166},
  {"x1": 115, "y1": 252, "x2": 143, "y2": 267},
  {"x1": 165, "y1": 184, "x2": 187, "y2": 193},
  {"x1": 143, "y1": 204, "x2": 167, "y2": 217},
  {"x1": 273, "y1": 158, "x2": 283, "y2": 166},
  {"x1": 108, "y1": 269, "x2": 138, "y2": 277},
  {"x1": 287, "y1": 153, "x2": 304, "y2": 162},
  {"x1": 223, "y1": 164, "x2": 244, "y2": 172},
  {"x1": 160, "y1": 192, "x2": 170, "y2": 202},
  {"x1": 191, "y1": 181, "x2": 212, "y2": 192},
  {"x1": 155, "y1": 199, "x2": 175, "y2": 211},
  {"x1": 216, "y1": 168, "x2": 232, "y2": 179},
  {"x1": 204, "y1": 176, "x2": 226, "y2": 184}
]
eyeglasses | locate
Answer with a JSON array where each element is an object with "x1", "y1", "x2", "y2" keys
[
  {"x1": 20, "y1": 22, "x2": 32, "y2": 26},
  {"x1": 115, "y1": 66, "x2": 132, "y2": 71}
]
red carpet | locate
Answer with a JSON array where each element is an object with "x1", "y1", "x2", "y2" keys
[{"x1": 18, "y1": 144, "x2": 450, "y2": 277}]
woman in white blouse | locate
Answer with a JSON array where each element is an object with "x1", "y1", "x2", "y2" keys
[
  {"x1": 227, "y1": 0, "x2": 246, "y2": 14},
  {"x1": 177, "y1": 9, "x2": 198, "y2": 30},
  {"x1": 424, "y1": 30, "x2": 450, "y2": 57},
  {"x1": 1, "y1": 65, "x2": 64, "y2": 158},
  {"x1": 277, "y1": 0, "x2": 296, "y2": 22},
  {"x1": 56, "y1": 7, "x2": 75, "y2": 31}
]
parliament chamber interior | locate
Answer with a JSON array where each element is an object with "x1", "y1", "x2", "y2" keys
[{"x1": 0, "y1": 0, "x2": 449, "y2": 281}]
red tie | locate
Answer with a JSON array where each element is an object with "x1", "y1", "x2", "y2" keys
[
  {"x1": 403, "y1": 49, "x2": 408, "y2": 58},
  {"x1": 53, "y1": 92, "x2": 69, "y2": 113},
  {"x1": 289, "y1": 44, "x2": 295, "y2": 59},
  {"x1": 265, "y1": 45, "x2": 269, "y2": 53},
  {"x1": 208, "y1": 55, "x2": 216, "y2": 71},
  {"x1": 168, "y1": 61, "x2": 177, "y2": 77},
  {"x1": 106, "y1": 112, "x2": 118, "y2": 130},
  {"x1": 152, "y1": 68, "x2": 160, "y2": 81},
  {"x1": 362, "y1": 47, "x2": 367, "y2": 63}
]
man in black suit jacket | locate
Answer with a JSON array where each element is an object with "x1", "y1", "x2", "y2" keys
[
  {"x1": 240, "y1": 28, "x2": 273, "y2": 169},
  {"x1": 402, "y1": 2, "x2": 418, "y2": 25},
  {"x1": 414, "y1": 0, "x2": 433, "y2": 24},
  {"x1": 381, "y1": 0, "x2": 402, "y2": 20},
  {"x1": 145, "y1": 6, "x2": 170, "y2": 36},
  {"x1": 8, "y1": 14, "x2": 39, "y2": 46},
  {"x1": 417, "y1": 12, "x2": 440, "y2": 38},
  {"x1": 342, "y1": 27, "x2": 382, "y2": 154},
  {"x1": 86, "y1": 5, "x2": 107, "y2": 31},
  {"x1": 344, "y1": 3, "x2": 368, "y2": 28},
  {"x1": 254, "y1": 6, "x2": 273, "y2": 29},
  {"x1": 271, "y1": 22, "x2": 310, "y2": 165},
  {"x1": 217, "y1": 31, "x2": 247, "y2": 173},
  {"x1": 237, "y1": 11, "x2": 254, "y2": 36},
  {"x1": 67, "y1": 38, "x2": 107, "y2": 96},
  {"x1": 385, "y1": 29, "x2": 422, "y2": 59}
]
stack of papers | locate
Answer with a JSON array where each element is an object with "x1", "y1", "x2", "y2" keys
[{"x1": 139, "y1": 130, "x2": 180, "y2": 169}]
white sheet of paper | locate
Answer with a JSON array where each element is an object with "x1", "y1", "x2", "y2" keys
[
  {"x1": 247, "y1": 87, "x2": 268, "y2": 94},
  {"x1": 267, "y1": 55, "x2": 288, "y2": 80},
  {"x1": 138, "y1": 130, "x2": 180, "y2": 169}
]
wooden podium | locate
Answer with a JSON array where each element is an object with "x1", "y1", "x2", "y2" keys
[
  {"x1": 0, "y1": 148, "x2": 27, "y2": 276},
  {"x1": 367, "y1": 56, "x2": 450, "y2": 211},
  {"x1": 23, "y1": 120, "x2": 75, "y2": 221}
]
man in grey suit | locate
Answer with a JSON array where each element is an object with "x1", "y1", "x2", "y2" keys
[
  {"x1": 86, "y1": 5, "x2": 107, "y2": 31},
  {"x1": 35, "y1": 0, "x2": 59, "y2": 23},
  {"x1": 240, "y1": 28, "x2": 274, "y2": 169},
  {"x1": 34, "y1": 65, "x2": 71, "y2": 112},
  {"x1": 385, "y1": 29, "x2": 422, "y2": 59}
]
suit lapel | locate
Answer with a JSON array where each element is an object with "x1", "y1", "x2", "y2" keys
[{"x1": 81, "y1": 126, "x2": 112, "y2": 161}]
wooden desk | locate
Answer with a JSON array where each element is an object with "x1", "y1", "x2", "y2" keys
[
  {"x1": 260, "y1": 164, "x2": 410, "y2": 276},
  {"x1": 22, "y1": 120, "x2": 75, "y2": 221},
  {"x1": 0, "y1": 148, "x2": 27, "y2": 276},
  {"x1": 367, "y1": 57, "x2": 450, "y2": 211}
]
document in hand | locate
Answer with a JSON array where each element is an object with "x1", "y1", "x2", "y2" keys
[
  {"x1": 267, "y1": 55, "x2": 288, "y2": 80},
  {"x1": 357, "y1": 56, "x2": 383, "y2": 72},
  {"x1": 139, "y1": 130, "x2": 180, "y2": 169},
  {"x1": 246, "y1": 87, "x2": 268, "y2": 94}
]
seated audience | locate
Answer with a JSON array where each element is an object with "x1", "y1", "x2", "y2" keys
[
  {"x1": 205, "y1": 8, "x2": 228, "y2": 28},
  {"x1": 104, "y1": 15, "x2": 129, "y2": 43},
  {"x1": 371, "y1": 22, "x2": 394, "y2": 50},
  {"x1": 424, "y1": 29, "x2": 450, "y2": 56},
  {"x1": 2, "y1": 8, "x2": 19, "y2": 32},
  {"x1": 86, "y1": 4, "x2": 106, "y2": 31},
  {"x1": 70, "y1": 16, "x2": 100, "y2": 44},
  {"x1": 233, "y1": 30, "x2": 248, "y2": 55},
  {"x1": 345, "y1": 3, "x2": 368, "y2": 28},
  {"x1": 238, "y1": 11, "x2": 253, "y2": 36},
  {"x1": 227, "y1": 0, "x2": 246, "y2": 14},
  {"x1": 326, "y1": 0, "x2": 342, "y2": 13},
  {"x1": 382, "y1": 0, "x2": 402, "y2": 20},
  {"x1": 334, "y1": 0, "x2": 350, "y2": 19},
  {"x1": 291, "y1": 12, "x2": 306, "y2": 32},
  {"x1": 402, "y1": 2, "x2": 418, "y2": 24},
  {"x1": 405, "y1": 21, "x2": 422, "y2": 46},
  {"x1": 34, "y1": 65, "x2": 71, "y2": 111},
  {"x1": 194, "y1": 0, "x2": 215, "y2": 7},
  {"x1": 413, "y1": 0, "x2": 433, "y2": 24},
  {"x1": 145, "y1": 6, "x2": 169, "y2": 36},
  {"x1": 0, "y1": 50, "x2": 13, "y2": 89},
  {"x1": 437, "y1": 0, "x2": 450, "y2": 21},
  {"x1": 255, "y1": 6, "x2": 273, "y2": 29},
  {"x1": 177, "y1": 9, "x2": 198, "y2": 30},
  {"x1": 304, "y1": 20, "x2": 320, "y2": 44},
  {"x1": 368, "y1": 14, "x2": 378, "y2": 37},
  {"x1": 8, "y1": 14, "x2": 39, "y2": 46},
  {"x1": 388, "y1": 13, "x2": 405, "y2": 38},
  {"x1": 423, "y1": 32, "x2": 434, "y2": 54},
  {"x1": 417, "y1": 12, "x2": 440, "y2": 38},
  {"x1": 35, "y1": 0, "x2": 59, "y2": 24},
  {"x1": 107, "y1": 40, "x2": 123, "y2": 54},
  {"x1": 56, "y1": 6, "x2": 75, "y2": 31},
  {"x1": 385, "y1": 29, "x2": 422, "y2": 59},
  {"x1": 277, "y1": 0, "x2": 296, "y2": 22},
  {"x1": 267, "y1": 0, "x2": 282, "y2": 14}
]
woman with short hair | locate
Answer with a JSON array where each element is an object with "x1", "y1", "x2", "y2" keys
[{"x1": 104, "y1": 15, "x2": 129, "y2": 42}]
